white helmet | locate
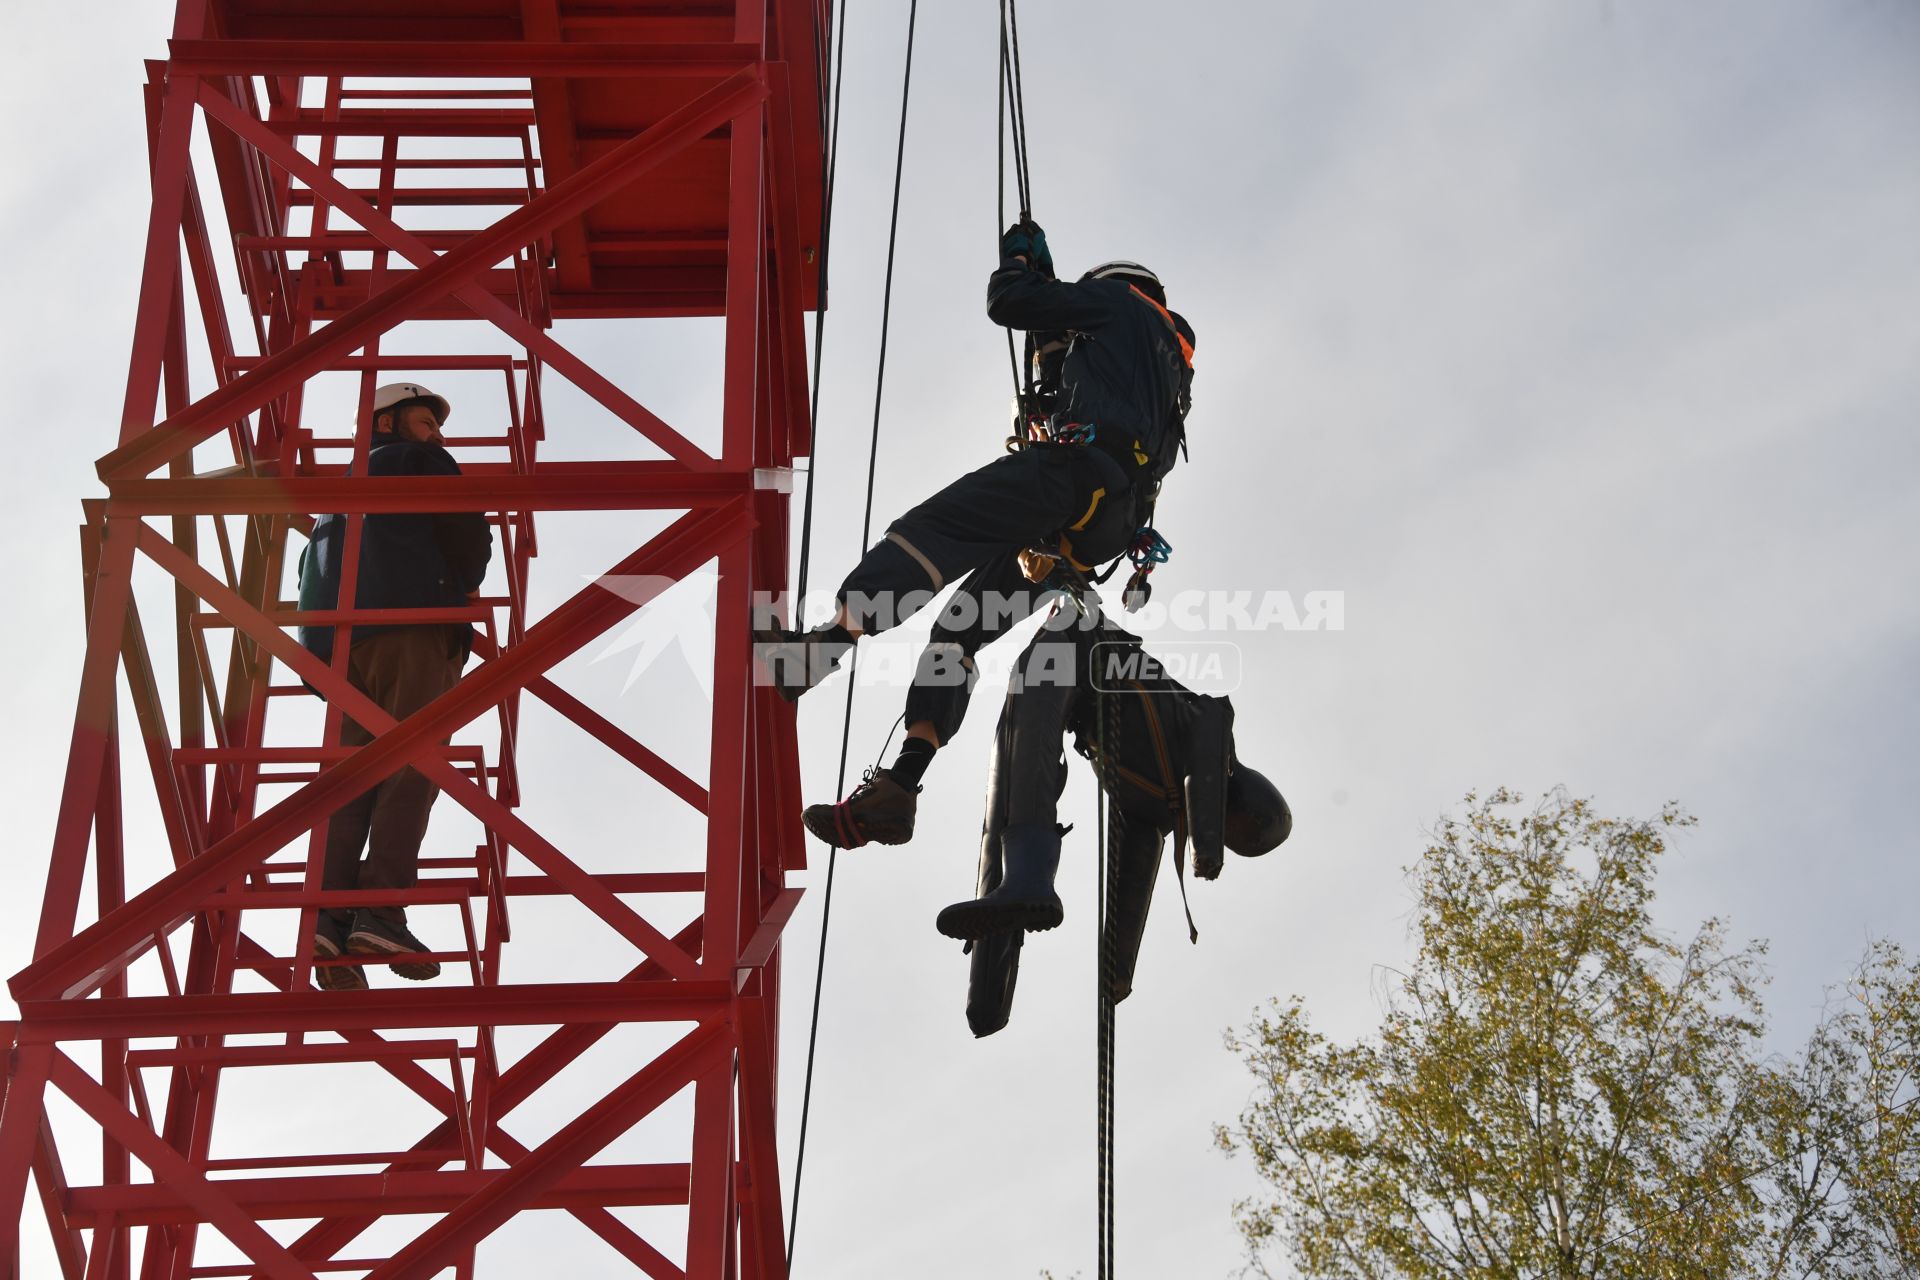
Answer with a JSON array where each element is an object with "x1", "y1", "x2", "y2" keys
[
  {"x1": 1082, "y1": 260, "x2": 1162, "y2": 293},
  {"x1": 372, "y1": 381, "x2": 451, "y2": 425}
]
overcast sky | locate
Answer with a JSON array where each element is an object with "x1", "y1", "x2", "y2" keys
[{"x1": 3, "y1": 2, "x2": 1918, "y2": 1277}]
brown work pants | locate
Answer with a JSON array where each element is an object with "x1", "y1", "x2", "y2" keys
[{"x1": 320, "y1": 626, "x2": 466, "y2": 927}]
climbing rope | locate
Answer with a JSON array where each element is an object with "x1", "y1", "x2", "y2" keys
[
  {"x1": 1060, "y1": 570, "x2": 1122, "y2": 1280},
  {"x1": 794, "y1": 0, "x2": 850, "y2": 604},
  {"x1": 787, "y1": 0, "x2": 918, "y2": 1266},
  {"x1": 786, "y1": 0, "x2": 847, "y2": 1248},
  {"x1": 1094, "y1": 635, "x2": 1119, "y2": 1280},
  {"x1": 1000, "y1": 0, "x2": 1034, "y2": 219},
  {"x1": 998, "y1": 0, "x2": 1036, "y2": 419},
  {"x1": 1000, "y1": 3, "x2": 1129, "y2": 1257},
  {"x1": 792, "y1": 8, "x2": 1122, "y2": 1275}
]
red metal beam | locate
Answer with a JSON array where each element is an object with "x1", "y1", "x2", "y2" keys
[
  {"x1": 255, "y1": 917, "x2": 708, "y2": 1273},
  {"x1": 13, "y1": 504, "x2": 748, "y2": 1001},
  {"x1": 514, "y1": 669, "x2": 711, "y2": 815},
  {"x1": 29, "y1": 1116, "x2": 85, "y2": 1280},
  {"x1": 203, "y1": 86, "x2": 727, "y2": 467},
  {"x1": 46, "y1": 1053, "x2": 318, "y2": 1280},
  {"x1": 99, "y1": 68, "x2": 766, "y2": 481},
  {"x1": 366, "y1": 1023, "x2": 731, "y2": 1280},
  {"x1": 15, "y1": 981, "x2": 728, "y2": 1043},
  {"x1": 105, "y1": 464, "x2": 752, "y2": 516},
  {"x1": 199, "y1": 83, "x2": 719, "y2": 468},
  {"x1": 115, "y1": 79, "x2": 198, "y2": 448},
  {"x1": 734, "y1": 990, "x2": 791, "y2": 1280},
  {"x1": 205, "y1": 934, "x2": 673, "y2": 1275},
  {"x1": 66, "y1": 1163, "x2": 696, "y2": 1228},
  {"x1": 168, "y1": 40, "x2": 762, "y2": 78},
  {"x1": 29, "y1": 524, "x2": 139, "y2": 965}
]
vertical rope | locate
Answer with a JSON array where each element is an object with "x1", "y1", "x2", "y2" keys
[
  {"x1": 998, "y1": 0, "x2": 1033, "y2": 218},
  {"x1": 997, "y1": 11, "x2": 1022, "y2": 403},
  {"x1": 788, "y1": 0, "x2": 919, "y2": 1267},
  {"x1": 998, "y1": 0, "x2": 1039, "y2": 444},
  {"x1": 785, "y1": 0, "x2": 846, "y2": 1251},
  {"x1": 794, "y1": 0, "x2": 850, "y2": 604},
  {"x1": 1093, "y1": 620, "x2": 1119, "y2": 1280}
]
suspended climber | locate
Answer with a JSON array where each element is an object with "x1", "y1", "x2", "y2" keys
[
  {"x1": 944, "y1": 599, "x2": 1292, "y2": 1034},
  {"x1": 767, "y1": 18, "x2": 1264, "y2": 1275},
  {"x1": 755, "y1": 221, "x2": 1196, "y2": 847}
]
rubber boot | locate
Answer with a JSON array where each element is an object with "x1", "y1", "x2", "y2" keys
[
  {"x1": 801, "y1": 767, "x2": 919, "y2": 847},
  {"x1": 752, "y1": 625, "x2": 852, "y2": 704},
  {"x1": 935, "y1": 822, "x2": 1065, "y2": 940}
]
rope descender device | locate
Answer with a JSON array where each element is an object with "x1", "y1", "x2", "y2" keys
[{"x1": 1121, "y1": 527, "x2": 1172, "y2": 612}]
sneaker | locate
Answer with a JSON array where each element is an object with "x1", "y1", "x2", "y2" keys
[
  {"x1": 346, "y1": 911, "x2": 441, "y2": 981},
  {"x1": 753, "y1": 627, "x2": 852, "y2": 704},
  {"x1": 312, "y1": 914, "x2": 367, "y2": 991},
  {"x1": 801, "y1": 768, "x2": 919, "y2": 848}
]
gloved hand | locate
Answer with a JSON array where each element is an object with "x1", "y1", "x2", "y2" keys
[{"x1": 1000, "y1": 219, "x2": 1053, "y2": 277}]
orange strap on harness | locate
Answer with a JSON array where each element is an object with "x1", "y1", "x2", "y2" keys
[{"x1": 1128, "y1": 285, "x2": 1195, "y2": 368}]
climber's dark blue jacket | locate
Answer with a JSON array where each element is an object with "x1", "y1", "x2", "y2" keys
[
  {"x1": 986, "y1": 253, "x2": 1196, "y2": 481},
  {"x1": 296, "y1": 439, "x2": 492, "y2": 664}
]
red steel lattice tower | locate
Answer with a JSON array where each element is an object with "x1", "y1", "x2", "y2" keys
[{"x1": 1, "y1": 1, "x2": 824, "y2": 1275}]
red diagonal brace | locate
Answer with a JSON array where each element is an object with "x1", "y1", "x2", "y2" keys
[
  {"x1": 518, "y1": 669, "x2": 709, "y2": 814},
  {"x1": 228, "y1": 933, "x2": 689, "y2": 1280},
  {"x1": 30, "y1": 1114, "x2": 85, "y2": 1280},
  {"x1": 98, "y1": 68, "x2": 766, "y2": 481},
  {"x1": 367, "y1": 1022, "x2": 731, "y2": 1280},
  {"x1": 189, "y1": 83, "x2": 719, "y2": 472},
  {"x1": 31, "y1": 524, "x2": 138, "y2": 961},
  {"x1": 265, "y1": 918, "x2": 706, "y2": 1275},
  {"x1": 45, "y1": 1051, "x2": 319, "y2": 1280},
  {"x1": 133, "y1": 521, "x2": 729, "y2": 981},
  {"x1": 11, "y1": 502, "x2": 749, "y2": 1001}
]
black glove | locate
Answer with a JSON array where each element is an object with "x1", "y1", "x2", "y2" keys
[{"x1": 1000, "y1": 219, "x2": 1054, "y2": 277}]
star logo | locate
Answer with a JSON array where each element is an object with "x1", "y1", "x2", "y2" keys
[{"x1": 590, "y1": 572, "x2": 720, "y2": 696}]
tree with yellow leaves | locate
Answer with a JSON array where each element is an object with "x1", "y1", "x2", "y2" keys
[{"x1": 1217, "y1": 789, "x2": 1917, "y2": 1279}]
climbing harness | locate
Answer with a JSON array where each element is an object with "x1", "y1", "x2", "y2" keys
[
  {"x1": 1001, "y1": 277, "x2": 1195, "y2": 614},
  {"x1": 1065, "y1": 579, "x2": 1201, "y2": 946}
]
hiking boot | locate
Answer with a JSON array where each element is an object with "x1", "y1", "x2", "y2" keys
[
  {"x1": 936, "y1": 823, "x2": 1065, "y2": 940},
  {"x1": 346, "y1": 911, "x2": 441, "y2": 981},
  {"x1": 753, "y1": 626, "x2": 852, "y2": 704},
  {"x1": 312, "y1": 913, "x2": 368, "y2": 991},
  {"x1": 802, "y1": 768, "x2": 919, "y2": 848}
]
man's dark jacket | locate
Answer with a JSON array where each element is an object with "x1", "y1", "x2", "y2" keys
[
  {"x1": 296, "y1": 439, "x2": 492, "y2": 664},
  {"x1": 986, "y1": 253, "x2": 1195, "y2": 482}
]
